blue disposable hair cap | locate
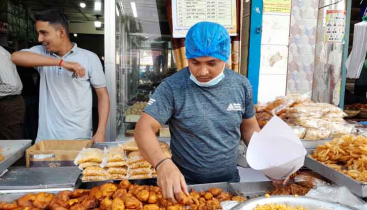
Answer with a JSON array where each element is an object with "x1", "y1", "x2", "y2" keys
[{"x1": 185, "y1": 21, "x2": 231, "y2": 62}]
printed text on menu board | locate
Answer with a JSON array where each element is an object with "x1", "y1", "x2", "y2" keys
[{"x1": 171, "y1": 0, "x2": 237, "y2": 38}]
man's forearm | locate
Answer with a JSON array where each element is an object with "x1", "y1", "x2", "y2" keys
[
  {"x1": 135, "y1": 117, "x2": 167, "y2": 167},
  {"x1": 11, "y1": 51, "x2": 59, "y2": 67},
  {"x1": 96, "y1": 88, "x2": 110, "y2": 134}
]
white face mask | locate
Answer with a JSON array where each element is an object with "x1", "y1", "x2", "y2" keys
[{"x1": 190, "y1": 64, "x2": 226, "y2": 87}]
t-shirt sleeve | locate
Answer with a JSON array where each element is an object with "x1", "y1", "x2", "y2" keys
[
  {"x1": 89, "y1": 53, "x2": 106, "y2": 88},
  {"x1": 143, "y1": 81, "x2": 174, "y2": 125},
  {"x1": 21, "y1": 45, "x2": 47, "y2": 72},
  {"x1": 243, "y1": 78, "x2": 256, "y2": 119}
]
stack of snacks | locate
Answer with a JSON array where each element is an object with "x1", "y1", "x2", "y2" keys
[
  {"x1": 105, "y1": 146, "x2": 127, "y2": 180},
  {"x1": 74, "y1": 148, "x2": 110, "y2": 181},
  {"x1": 127, "y1": 151, "x2": 152, "y2": 179}
]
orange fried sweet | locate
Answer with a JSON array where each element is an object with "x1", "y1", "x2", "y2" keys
[
  {"x1": 0, "y1": 201, "x2": 19, "y2": 210},
  {"x1": 118, "y1": 180, "x2": 131, "y2": 190},
  {"x1": 204, "y1": 193, "x2": 213, "y2": 200},
  {"x1": 113, "y1": 189, "x2": 128, "y2": 199},
  {"x1": 207, "y1": 188, "x2": 222, "y2": 197},
  {"x1": 70, "y1": 203, "x2": 87, "y2": 210},
  {"x1": 71, "y1": 189, "x2": 91, "y2": 198},
  {"x1": 81, "y1": 195, "x2": 99, "y2": 209},
  {"x1": 100, "y1": 197, "x2": 113, "y2": 210},
  {"x1": 147, "y1": 192, "x2": 157, "y2": 204},
  {"x1": 124, "y1": 196, "x2": 141, "y2": 209},
  {"x1": 100, "y1": 183, "x2": 118, "y2": 198},
  {"x1": 143, "y1": 204, "x2": 159, "y2": 210},
  {"x1": 137, "y1": 190, "x2": 150, "y2": 202},
  {"x1": 33, "y1": 192, "x2": 54, "y2": 209},
  {"x1": 167, "y1": 204, "x2": 184, "y2": 210},
  {"x1": 111, "y1": 198, "x2": 125, "y2": 210},
  {"x1": 17, "y1": 193, "x2": 36, "y2": 207},
  {"x1": 90, "y1": 187, "x2": 103, "y2": 200}
]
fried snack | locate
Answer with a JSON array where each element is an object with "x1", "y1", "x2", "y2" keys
[
  {"x1": 50, "y1": 191, "x2": 73, "y2": 209},
  {"x1": 77, "y1": 148, "x2": 103, "y2": 164},
  {"x1": 100, "y1": 197, "x2": 112, "y2": 210},
  {"x1": 100, "y1": 183, "x2": 118, "y2": 198},
  {"x1": 71, "y1": 189, "x2": 91, "y2": 198},
  {"x1": 0, "y1": 201, "x2": 19, "y2": 210},
  {"x1": 90, "y1": 187, "x2": 103, "y2": 200},
  {"x1": 106, "y1": 161, "x2": 128, "y2": 168},
  {"x1": 270, "y1": 184, "x2": 311, "y2": 196},
  {"x1": 119, "y1": 179, "x2": 131, "y2": 189},
  {"x1": 265, "y1": 97, "x2": 294, "y2": 115},
  {"x1": 129, "y1": 168, "x2": 152, "y2": 175},
  {"x1": 136, "y1": 190, "x2": 150, "y2": 202},
  {"x1": 207, "y1": 188, "x2": 222, "y2": 197},
  {"x1": 78, "y1": 162, "x2": 101, "y2": 169},
  {"x1": 128, "y1": 161, "x2": 151, "y2": 169},
  {"x1": 83, "y1": 167, "x2": 109, "y2": 176},
  {"x1": 17, "y1": 193, "x2": 36, "y2": 207},
  {"x1": 124, "y1": 196, "x2": 142, "y2": 209},
  {"x1": 70, "y1": 203, "x2": 87, "y2": 210},
  {"x1": 108, "y1": 167, "x2": 128, "y2": 175},
  {"x1": 33, "y1": 192, "x2": 54, "y2": 209},
  {"x1": 147, "y1": 192, "x2": 157, "y2": 204},
  {"x1": 111, "y1": 198, "x2": 125, "y2": 210},
  {"x1": 113, "y1": 189, "x2": 128, "y2": 199},
  {"x1": 254, "y1": 204, "x2": 307, "y2": 210},
  {"x1": 80, "y1": 195, "x2": 99, "y2": 209},
  {"x1": 232, "y1": 196, "x2": 247, "y2": 202},
  {"x1": 106, "y1": 147, "x2": 125, "y2": 162},
  {"x1": 167, "y1": 204, "x2": 185, "y2": 210},
  {"x1": 143, "y1": 204, "x2": 160, "y2": 210}
]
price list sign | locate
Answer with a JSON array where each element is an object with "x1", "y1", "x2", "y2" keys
[{"x1": 172, "y1": 0, "x2": 237, "y2": 38}]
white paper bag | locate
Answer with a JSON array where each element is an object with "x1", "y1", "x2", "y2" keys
[{"x1": 247, "y1": 116, "x2": 307, "y2": 180}]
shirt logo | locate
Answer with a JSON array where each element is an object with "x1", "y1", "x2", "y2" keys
[
  {"x1": 227, "y1": 103, "x2": 242, "y2": 111},
  {"x1": 147, "y1": 99, "x2": 156, "y2": 105}
]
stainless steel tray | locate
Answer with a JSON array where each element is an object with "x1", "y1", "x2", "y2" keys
[
  {"x1": 230, "y1": 181, "x2": 273, "y2": 197},
  {"x1": 233, "y1": 195, "x2": 355, "y2": 210},
  {"x1": 301, "y1": 139, "x2": 331, "y2": 149},
  {"x1": 0, "y1": 140, "x2": 32, "y2": 173},
  {"x1": 0, "y1": 166, "x2": 81, "y2": 190},
  {"x1": 0, "y1": 187, "x2": 75, "y2": 202},
  {"x1": 305, "y1": 156, "x2": 367, "y2": 197},
  {"x1": 188, "y1": 182, "x2": 238, "y2": 195}
]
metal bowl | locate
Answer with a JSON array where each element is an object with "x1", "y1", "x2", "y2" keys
[
  {"x1": 344, "y1": 110, "x2": 360, "y2": 118},
  {"x1": 232, "y1": 195, "x2": 356, "y2": 210}
]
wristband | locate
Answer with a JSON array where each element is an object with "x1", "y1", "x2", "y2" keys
[
  {"x1": 154, "y1": 157, "x2": 171, "y2": 171},
  {"x1": 58, "y1": 59, "x2": 63, "y2": 66}
]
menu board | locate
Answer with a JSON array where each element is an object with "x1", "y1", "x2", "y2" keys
[
  {"x1": 264, "y1": 0, "x2": 291, "y2": 13},
  {"x1": 171, "y1": 0, "x2": 237, "y2": 38}
]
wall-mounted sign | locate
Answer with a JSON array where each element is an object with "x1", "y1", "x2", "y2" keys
[{"x1": 264, "y1": 0, "x2": 291, "y2": 13}]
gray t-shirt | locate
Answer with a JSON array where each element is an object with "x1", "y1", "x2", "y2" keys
[
  {"x1": 144, "y1": 67, "x2": 255, "y2": 184},
  {"x1": 22, "y1": 44, "x2": 106, "y2": 142}
]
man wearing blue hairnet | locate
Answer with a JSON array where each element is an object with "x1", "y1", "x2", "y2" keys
[{"x1": 135, "y1": 22, "x2": 260, "y2": 202}]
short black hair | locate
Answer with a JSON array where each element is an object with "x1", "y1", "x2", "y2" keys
[{"x1": 33, "y1": 9, "x2": 70, "y2": 38}]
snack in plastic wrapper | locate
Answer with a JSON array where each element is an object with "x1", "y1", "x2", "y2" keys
[
  {"x1": 106, "y1": 161, "x2": 128, "y2": 168},
  {"x1": 75, "y1": 148, "x2": 103, "y2": 164},
  {"x1": 78, "y1": 162, "x2": 101, "y2": 170},
  {"x1": 265, "y1": 97, "x2": 295, "y2": 116},
  {"x1": 129, "y1": 161, "x2": 152, "y2": 169},
  {"x1": 107, "y1": 167, "x2": 128, "y2": 175},
  {"x1": 129, "y1": 174, "x2": 152, "y2": 180},
  {"x1": 286, "y1": 118, "x2": 330, "y2": 129},
  {"x1": 83, "y1": 167, "x2": 110, "y2": 176},
  {"x1": 304, "y1": 128, "x2": 331, "y2": 140},
  {"x1": 289, "y1": 125, "x2": 306, "y2": 139},
  {"x1": 82, "y1": 175, "x2": 112, "y2": 182},
  {"x1": 329, "y1": 122, "x2": 354, "y2": 138},
  {"x1": 129, "y1": 168, "x2": 152, "y2": 176},
  {"x1": 111, "y1": 174, "x2": 126, "y2": 180},
  {"x1": 106, "y1": 146, "x2": 126, "y2": 162}
]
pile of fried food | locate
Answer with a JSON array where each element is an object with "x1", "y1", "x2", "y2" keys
[
  {"x1": 0, "y1": 180, "x2": 247, "y2": 210},
  {"x1": 75, "y1": 139, "x2": 171, "y2": 182},
  {"x1": 254, "y1": 204, "x2": 307, "y2": 210},
  {"x1": 344, "y1": 103, "x2": 367, "y2": 110},
  {"x1": 256, "y1": 96, "x2": 353, "y2": 140},
  {"x1": 125, "y1": 102, "x2": 148, "y2": 115},
  {"x1": 311, "y1": 134, "x2": 367, "y2": 182}
]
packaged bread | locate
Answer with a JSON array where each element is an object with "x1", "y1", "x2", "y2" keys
[
  {"x1": 107, "y1": 167, "x2": 128, "y2": 175},
  {"x1": 106, "y1": 161, "x2": 128, "y2": 168},
  {"x1": 129, "y1": 161, "x2": 152, "y2": 169},
  {"x1": 75, "y1": 148, "x2": 103, "y2": 164},
  {"x1": 290, "y1": 125, "x2": 306, "y2": 139},
  {"x1": 127, "y1": 151, "x2": 145, "y2": 164},
  {"x1": 265, "y1": 97, "x2": 295, "y2": 115},
  {"x1": 129, "y1": 174, "x2": 152, "y2": 180},
  {"x1": 329, "y1": 122, "x2": 354, "y2": 138},
  {"x1": 83, "y1": 167, "x2": 110, "y2": 176},
  {"x1": 106, "y1": 146, "x2": 125, "y2": 162},
  {"x1": 111, "y1": 174, "x2": 126, "y2": 180},
  {"x1": 129, "y1": 168, "x2": 152, "y2": 176},
  {"x1": 304, "y1": 128, "x2": 331, "y2": 140},
  {"x1": 78, "y1": 162, "x2": 101, "y2": 170},
  {"x1": 286, "y1": 118, "x2": 329, "y2": 129}
]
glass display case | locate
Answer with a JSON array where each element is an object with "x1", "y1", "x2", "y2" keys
[{"x1": 113, "y1": 0, "x2": 176, "y2": 140}]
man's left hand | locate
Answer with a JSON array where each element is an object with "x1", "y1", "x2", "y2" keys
[{"x1": 92, "y1": 131, "x2": 106, "y2": 143}]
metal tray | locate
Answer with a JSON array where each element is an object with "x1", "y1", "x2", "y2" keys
[
  {"x1": 232, "y1": 195, "x2": 355, "y2": 210},
  {"x1": 0, "y1": 167, "x2": 81, "y2": 190},
  {"x1": 301, "y1": 139, "x2": 331, "y2": 149},
  {"x1": 230, "y1": 181, "x2": 273, "y2": 197},
  {"x1": 0, "y1": 187, "x2": 75, "y2": 202},
  {"x1": 0, "y1": 140, "x2": 32, "y2": 173},
  {"x1": 188, "y1": 182, "x2": 238, "y2": 195},
  {"x1": 305, "y1": 156, "x2": 367, "y2": 197}
]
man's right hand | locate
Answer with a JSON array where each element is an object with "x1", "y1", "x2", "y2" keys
[
  {"x1": 156, "y1": 159, "x2": 189, "y2": 203},
  {"x1": 61, "y1": 61, "x2": 86, "y2": 78}
]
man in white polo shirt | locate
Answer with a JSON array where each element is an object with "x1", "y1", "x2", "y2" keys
[{"x1": 11, "y1": 9, "x2": 110, "y2": 142}]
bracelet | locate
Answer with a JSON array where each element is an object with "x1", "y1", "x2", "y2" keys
[
  {"x1": 154, "y1": 157, "x2": 171, "y2": 171},
  {"x1": 58, "y1": 59, "x2": 63, "y2": 66}
]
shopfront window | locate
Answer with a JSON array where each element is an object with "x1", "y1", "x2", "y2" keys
[{"x1": 115, "y1": 0, "x2": 175, "y2": 139}]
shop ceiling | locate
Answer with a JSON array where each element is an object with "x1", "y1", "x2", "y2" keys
[{"x1": 19, "y1": 0, "x2": 104, "y2": 23}]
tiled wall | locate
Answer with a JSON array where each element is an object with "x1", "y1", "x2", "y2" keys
[{"x1": 286, "y1": 0, "x2": 319, "y2": 98}]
